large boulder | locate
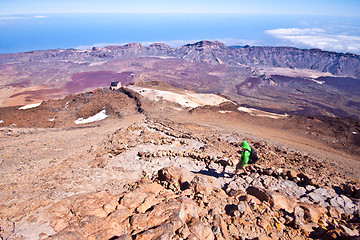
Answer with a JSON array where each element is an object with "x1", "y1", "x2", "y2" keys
[
  {"x1": 298, "y1": 202, "x2": 327, "y2": 224},
  {"x1": 190, "y1": 175, "x2": 215, "y2": 195},
  {"x1": 187, "y1": 218, "x2": 214, "y2": 240},
  {"x1": 246, "y1": 186, "x2": 298, "y2": 213},
  {"x1": 158, "y1": 167, "x2": 195, "y2": 190}
]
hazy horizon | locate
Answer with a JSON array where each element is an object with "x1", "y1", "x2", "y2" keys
[{"x1": 1, "y1": 0, "x2": 360, "y2": 54}]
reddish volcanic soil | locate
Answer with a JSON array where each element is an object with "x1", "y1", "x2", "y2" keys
[
  {"x1": 10, "y1": 88, "x2": 64, "y2": 101},
  {"x1": 65, "y1": 71, "x2": 134, "y2": 94}
]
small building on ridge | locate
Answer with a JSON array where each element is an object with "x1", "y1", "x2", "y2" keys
[{"x1": 110, "y1": 81, "x2": 122, "y2": 90}]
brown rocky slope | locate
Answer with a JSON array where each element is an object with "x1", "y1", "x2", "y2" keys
[{"x1": 0, "y1": 86, "x2": 359, "y2": 239}]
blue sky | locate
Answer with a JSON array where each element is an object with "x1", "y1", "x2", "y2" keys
[
  {"x1": 1, "y1": 0, "x2": 359, "y2": 16},
  {"x1": 0, "y1": 1, "x2": 360, "y2": 54}
]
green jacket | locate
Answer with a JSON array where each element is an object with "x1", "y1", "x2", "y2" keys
[{"x1": 240, "y1": 141, "x2": 251, "y2": 166}]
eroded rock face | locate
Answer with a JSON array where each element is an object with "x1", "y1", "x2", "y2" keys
[
  {"x1": 8, "y1": 167, "x2": 348, "y2": 240},
  {"x1": 45, "y1": 176, "x2": 216, "y2": 240}
]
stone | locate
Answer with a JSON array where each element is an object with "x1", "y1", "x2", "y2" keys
[
  {"x1": 87, "y1": 228, "x2": 120, "y2": 240},
  {"x1": 246, "y1": 186, "x2": 298, "y2": 214},
  {"x1": 305, "y1": 185, "x2": 316, "y2": 192},
  {"x1": 269, "y1": 192, "x2": 298, "y2": 214},
  {"x1": 257, "y1": 215, "x2": 271, "y2": 230},
  {"x1": 187, "y1": 219, "x2": 214, "y2": 240},
  {"x1": 261, "y1": 175, "x2": 277, "y2": 189},
  {"x1": 293, "y1": 206, "x2": 304, "y2": 229},
  {"x1": 307, "y1": 192, "x2": 325, "y2": 204},
  {"x1": 239, "y1": 194, "x2": 262, "y2": 210},
  {"x1": 69, "y1": 191, "x2": 111, "y2": 218},
  {"x1": 341, "y1": 183, "x2": 358, "y2": 198},
  {"x1": 327, "y1": 206, "x2": 341, "y2": 219},
  {"x1": 134, "y1": 220, "x2": 183, "y2": 240},
  {"x1": 136, "y1": 196, "x2": 158, "y2": 213},
  {"x1": 297, "y1": 173, "x2": 311, "y2": 184},
  {"x1": 339, "y1": 224, "x2": 359, "y2": 237},
  {"x1": 120, "y1": 189, "x2": 148, "y2": 212},
  {"x1": 287, "y1": 170, "x2": 298, "y2": 180},
  {"x1": 313, "y1": 187, "x2": 337, "y2": 198},
  {"x1": 228, "y1": 224, "x2": 239, "y2": 236},
  {"x1": 227, "y1": 188, "x2": 246, "y2": 197},
  {"x1": 248, "y1": 198, "x2": 258, "y2": 210},
  {"x1": 230, "y1": 178, "x2": 247, "y2": 190},
  {"x1": 251, "y1": 178, "x2": 264, "y2": 188},
  {"x1": 112, "y1": 234, "x2": 132, "y2": 240},
  {"x1": 246, "y1": 186, "x2": 271, "y2": 203},
  {"x1": 237, "y1": 203, "x2": 247, "y2": 214},
  {"x1": 48, "y1": 229, "x2": 85, "y2": 240},
  {"x1": 245, "y1": 176, "x2": 253, "y2": 184},
  {"x1": 177, "y1": 224, "x2": 191, "y2": 239},
  {"x1": 141, "y1": 182, "x2": 167, "y2": 195},
  {"x1": 50, "y1": 216, "x2": 71, "y2": 233},
  {"x1": 107, "y1": 205, "x2": 132, "y2": 225},
  {"x1": 130, "y1": 200, "x2": 181, "y2": 234},
  {"x1": 158, "y1": 167, "x2": 194, "y2": 190},
  {"x1": 190, "y1": 175, "x2": 214, "y2": 195},
  {"x1": 103, "y1": 197, "x2": 120, "y2": 215},
  {"x1": 212, "y1": 226, "x2": 221, "y2": 235},
  {"x1": 329, "y1": 196, "x2": 345, "y2": 209},
  {"x1": 298, "y1": 202, "x2": 327, "y2": 223},
  {"x1": 213, "y1": 214, "x2": 230, "y2": 240}
]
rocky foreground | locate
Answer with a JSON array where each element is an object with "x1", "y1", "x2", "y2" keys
[
  {"x1": 1, "y1": 116, "x2": 359, "y2": 239},
  {"x1": 45, "y1": 165, "x2": 360, "y2": 240}
]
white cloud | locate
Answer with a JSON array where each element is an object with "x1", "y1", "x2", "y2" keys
[
  {"x1": 0, "y1": 16, "x2": 25, "y2": 20},
  {"x1": 265, "y1": 27, "x2": 360, "y2": 54},
  {"x1": 0, "y1": 15, "x2": 48, "y2": 21}
]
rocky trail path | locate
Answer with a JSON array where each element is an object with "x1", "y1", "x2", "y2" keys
[{"x1": 0, "y1": 106, "x2": 359, "y2": 239}]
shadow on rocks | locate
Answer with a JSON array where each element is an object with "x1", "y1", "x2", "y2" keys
[{"x1": 192, "y1": 168, "x2": 232, "y2": 178}]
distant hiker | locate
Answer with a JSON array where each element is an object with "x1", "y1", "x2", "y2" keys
[{"x1": 234, "y1": 141, "x2": 258, "y2": 176}]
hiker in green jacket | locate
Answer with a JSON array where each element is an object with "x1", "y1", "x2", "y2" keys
[{"x1": 234, "y1": 141, "x2": 251, "y2": 175}]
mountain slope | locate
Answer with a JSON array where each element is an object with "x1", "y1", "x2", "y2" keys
[
  {"x1": 0, "y1": 86, "x2": 359, "y2": 239},
  {"x1": 1, "y1": 41, "x2": 360, "y2": 78},
  {"x1": 1, "y1": 41, "x2": 360, "y2": 119}
]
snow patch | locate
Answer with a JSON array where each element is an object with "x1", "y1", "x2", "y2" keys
[
  {"x1": 310, "y1": 79, "x2": 325, "y2": 85},
  {"x1": 353, "y1": 131, "x2": 358, "y2": 135},
  {"x1": 0, "y1": 120, "x2": 4, "y2": 123},
  {"x1": 238, "y1": 106, "x2": 288, "y2": 119},
  {"x1": 128, "y1": 86, "x2": 231, "y2": 108},
  {"x1": 75, "y1": 110, "x2": 108, "y2": 124},
  {"x1": 237, "y1": 107, "x2": 252, "y2": 113},
  {"x1": 49, "y1": 119, "x2": 55, "y2": 122},
  {"x1": 18, "y1": 102, "x2": 42, "y2": 110},
  {"x1": 89, "y1": 62, "x2": 106, "y2": 66},
  {"x1": 219, "y1": 111, "x2": 232, "y2": 114},
  {"x1": 65, "y1": 101, "x2": 69, "y2": 109}
]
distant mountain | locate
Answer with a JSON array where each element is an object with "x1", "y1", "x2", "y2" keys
[
  {"x1": 1, "y1": 40, "x2": 360, "y2": 78},
  {"x1": 1, "y1": 40, "x2": 360, "y2": 119}
]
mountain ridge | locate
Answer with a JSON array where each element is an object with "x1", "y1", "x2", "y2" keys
[{"x1": 1, "y1": 40, "x2": 360, "y2": 78}]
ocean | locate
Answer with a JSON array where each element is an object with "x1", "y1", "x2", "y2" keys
[{"x1": 0, "y1": 13, "x2": 359, "y2": 54}]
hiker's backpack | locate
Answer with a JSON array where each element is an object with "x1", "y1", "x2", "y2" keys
[{"x1": 245, "y1": 148, "x2": 258, "y2": 163}]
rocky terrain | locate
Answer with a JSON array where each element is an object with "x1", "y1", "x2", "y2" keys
[
  {"x1": 1, "y1": 41, "x2": 360, "y2": 78},
  {"x1": 0, "y1": 84, "x2": 359, "y2": 239},
  {"x1": 1, "y1": 41, "x2": 360, "y2": 118}
]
